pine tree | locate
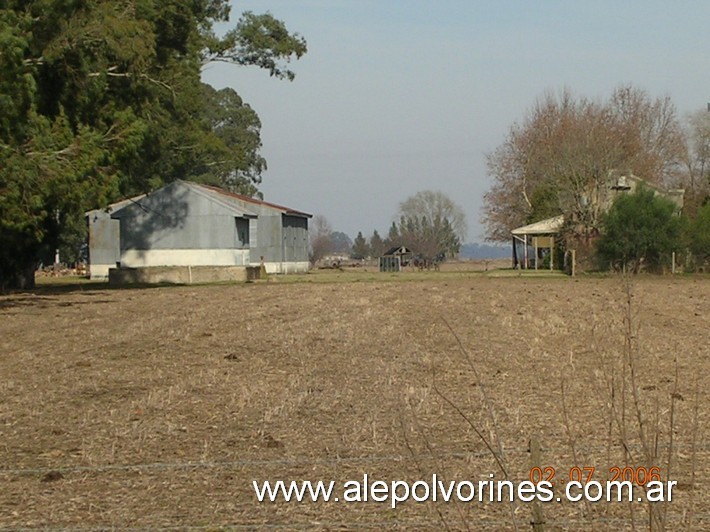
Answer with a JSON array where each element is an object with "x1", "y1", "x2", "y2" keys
[
  {"x1": 397, "y1": 214, "x2": 460, "y2": 261},
  {"x1": 351, "y1": 231, "x2": 369, "y2": 260},
  {"x1": 386, "y1": 222, "x2": 400, "y2": 249},
  {"x1": 369, "y1": 230, "x2": 385, "y2": 258}
]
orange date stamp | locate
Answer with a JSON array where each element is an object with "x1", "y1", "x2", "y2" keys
[{"x1": 529, "y1": 466, "x2": 663, "y2": 487}]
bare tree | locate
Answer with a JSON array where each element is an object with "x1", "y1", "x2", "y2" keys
[
  {"x1": 482, "y1": 86, "x2": 687, "y2": 242},
  {"x1": 681, "y1": 108, "x2": 710, "y2": 215},
  {"x1": 399, "y1": 190, "x2": 467, "y2": 243},
  {"x1": 687, "y1": 110, "x2": 710, "y2": 185},
  {"x1": 308, "y1": 215, "x2": 333, "y2": 267},
  {"x1": 608, "y1": 86, "x2": 686, "y2": 187}
]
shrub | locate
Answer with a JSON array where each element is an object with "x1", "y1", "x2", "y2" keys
[
  {"x1": 688, "y1": 201, "x2": 710, "y2": 268},
  {"x1": 596, "y1": 187, "x2": 683, "y2": 272}
]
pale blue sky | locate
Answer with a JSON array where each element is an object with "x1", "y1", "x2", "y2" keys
[{"x1": 202, "y1": 1, "x2": 710, "y2": 242}]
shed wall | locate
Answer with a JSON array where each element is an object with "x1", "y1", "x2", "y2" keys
[
  {"x1": 250, "y1": 214, "x2": 283, "y2": 263},
  {"x1": 120, "y1": 249, "x2": 250, "y2": 267},
  {"x1": 117, "y1": 185, "x2": 249, "y2": 252},
  {"x1": 87, "y1": 211, "x2": 121, "y2": 279},
  {"x1": 282, "y1": 215, "x2": 309, "y2": 263}
]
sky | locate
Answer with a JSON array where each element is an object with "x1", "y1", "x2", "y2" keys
[{"x1": 201, "y1": 0, "x2": 710, "y2": 243}]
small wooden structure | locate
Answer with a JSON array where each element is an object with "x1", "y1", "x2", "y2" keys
[
  {"x1": 379, "y1": 246, "x2": 412, "y2": 272},
  {"x1": 511, "y1": 215, "x2": 563, "y2": 270}
]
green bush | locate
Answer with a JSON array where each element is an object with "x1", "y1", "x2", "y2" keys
[
  {"x1": 596, "y1": 187, "x2": 683, "y2": 273},
  {"x1": 688, "y1": 201, "x2": 710, "y2": 267}
]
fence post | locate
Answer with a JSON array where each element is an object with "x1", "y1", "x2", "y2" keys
[
  {"x1": 529, "y1": 434, "x2": 545, "y2": 531},
  {"x1": 672, "y1": 251, "x2": 676, "y2": 274}
]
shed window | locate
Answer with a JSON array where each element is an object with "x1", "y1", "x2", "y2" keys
[{"x1": 235, "y1": 218, "x2": 250, "y2": 248}]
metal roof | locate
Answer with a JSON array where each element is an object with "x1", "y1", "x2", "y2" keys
[
  {"x1": 511, "y1": 215, "x2": 564, "y2": 236},
  {"x1": 382, "y1": 245, "x2": 412, "y2": 256},
  {"x1": 91, "y1": 180, "x2": 312, "y2": 219},
  {"x1": 108, "y1": 181, "x2": 259, "y2": 220},
  {"x1": 195, "y1": 182, "x2": 312, "y2": 218}
]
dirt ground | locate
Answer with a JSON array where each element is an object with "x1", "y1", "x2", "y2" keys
[{"x1": 0, "y1": 271, "x2": 708, "y2": 530}]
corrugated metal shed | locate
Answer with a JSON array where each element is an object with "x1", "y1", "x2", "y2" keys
[{"x1": 87, "y1": 180, "x2": 312, "y2": 276}]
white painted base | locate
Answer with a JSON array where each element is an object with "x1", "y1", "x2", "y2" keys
[
  {"x1": 118, "y1": 249, "x2": 308, "y2": 274},
  {"x1": 89, "y1": 264, "x2": 113, "y2": 280},
  {"x1": 255, "y1": 261, "x2": 310, "y2": 274},
  {"x1": 120, "y1": 249, "x2": 250, "y2": 267}
]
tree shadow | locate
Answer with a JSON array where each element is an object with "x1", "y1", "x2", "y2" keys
[
  {"x1": 111, "y1": 181, "x2": 191, "y2": 263},
  {"x1": 0, "y1": 281, "x2": 191, "y2": 311}
]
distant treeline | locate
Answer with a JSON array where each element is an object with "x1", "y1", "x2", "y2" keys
[{"x1": 459, "y1": 243, "x2": 510, "y2": 259}]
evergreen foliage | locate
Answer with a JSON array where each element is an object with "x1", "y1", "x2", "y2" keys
[
  {"x1": 351, "y1": 231, "x2": 369, "y2": 260},
  {"x1": 0, "y1": 1, "x2": 306, "y2": 288},
  {"x1": 596, "y1": 188, "x2": 683, "y2": 272},
  {"x1": 397, "y1": 214, "x2": 461, "y2": 261},
  {"x1": 386, "y1": 221, "x2": 399, "y2": 248},
  {"x1": 369, "y1": 230, "x2": 385, "y2": 258},
  {"x1": 395, "y1": 190, "x2": 464, "y2": 261},
  {"x1": 688, "y1": 201, "x2": 710, "y2": 267}
]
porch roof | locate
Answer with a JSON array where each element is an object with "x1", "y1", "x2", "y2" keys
[{"x1": 511, "y1": 215, "x2": 564, "y2": 236}]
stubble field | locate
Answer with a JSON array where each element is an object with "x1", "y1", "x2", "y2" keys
[{"x1": 1, "y1": 271, "x2": 708, "y2": 530}]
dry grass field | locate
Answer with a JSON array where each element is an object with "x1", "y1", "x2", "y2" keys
[{"x1": 1, "y1": 270, "x2": 708, "y2": 530}]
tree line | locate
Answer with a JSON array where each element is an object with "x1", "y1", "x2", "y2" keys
[{"x1": 310, "y1": 190, "x2": 467, "y2": 266}]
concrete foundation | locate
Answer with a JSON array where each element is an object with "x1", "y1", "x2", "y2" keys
[
  {"x1": 109, "y1": 265, "x2": 260, "y2": 285},
  {"x1": 89, "y1": 263, "x2": 113, "y2": 281}
]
